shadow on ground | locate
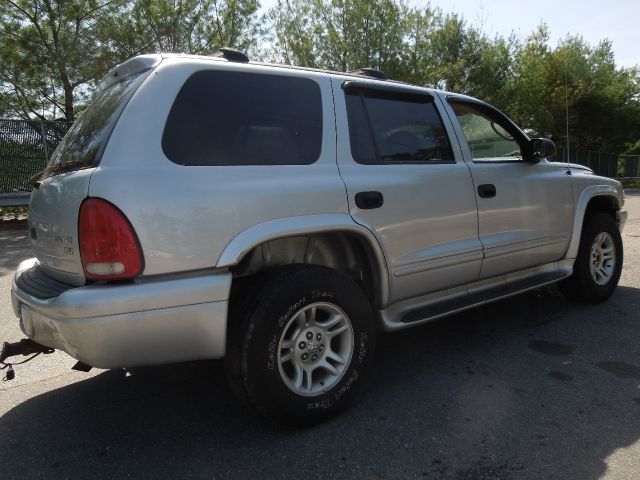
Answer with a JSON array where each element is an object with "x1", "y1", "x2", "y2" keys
[{"x1": 1, "y1": 285, "x2": 640, "y2": 479}]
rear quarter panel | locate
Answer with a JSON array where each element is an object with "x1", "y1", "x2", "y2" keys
[{"x1": 89, "y1": 59, "x2": 348, "y2": 276}]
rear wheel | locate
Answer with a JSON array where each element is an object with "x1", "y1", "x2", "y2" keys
[
  {"x1": 225, "y1": 265, "x2": 375, "y2": 427},
  {"x1": 559, "y1": 213, "x2": 623, "y2": 303}
]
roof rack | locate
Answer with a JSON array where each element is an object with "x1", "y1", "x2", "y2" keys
[
  {"x1": 348, "y1": 67, "x2": 387, "y2": 80},
  {"x1": 213, "y1": 47, "x2": 250, "y2": 63}
]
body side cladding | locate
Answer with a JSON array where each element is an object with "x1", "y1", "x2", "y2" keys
[
  {"x1": 215, "y1": 214, "x2": 391, "y2": 308},
  {"x1": 564, "y1": 184, "x2": 623, "y2": 260}
]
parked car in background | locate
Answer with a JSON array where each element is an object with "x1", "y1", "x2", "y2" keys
[{"x1": 9, "y1": 49, "x2": 627, "y2": 426}]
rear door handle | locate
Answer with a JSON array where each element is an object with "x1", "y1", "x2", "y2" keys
[
  {"x1": 477, "y1": 184, "x2": 496, "y2": 198},
  {"x1": 355, "y1": 191, "x2": 384, "y2": 209}
]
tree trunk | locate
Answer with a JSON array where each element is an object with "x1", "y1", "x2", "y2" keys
[{"x1": 61, "y1": 75, "x2": 74, "y2": 121}]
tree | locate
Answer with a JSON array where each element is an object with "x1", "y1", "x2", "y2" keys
[
  {"x1": 267, "y1": 0, "x2": 408, "y2": 76},
  {"x1": 107, "y1": 0, "x2": 263, "y2": 59},
  {"x1": 0, "y1": 0, "x2": 124, "y2": 120},
  {"x1": 0, "y1": 0, "x2": 263, "y2": 121},
  {"x1": 505, "y1": 28, "x2": 640, "y2": 153}
]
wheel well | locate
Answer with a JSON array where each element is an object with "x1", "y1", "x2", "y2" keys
[
  {"x1": 231, "y1": 233, "x2": 383, "y2": 307},
  {"x1": 584, "y1": 195, "x2": 618, "y2": 221}
]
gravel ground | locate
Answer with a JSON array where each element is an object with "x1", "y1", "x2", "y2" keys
[{"x1": 0, "y1": 191, "x2": 639, "y2": 480}]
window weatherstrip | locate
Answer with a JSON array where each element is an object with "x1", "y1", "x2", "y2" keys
[{"x1": 342, "y1": 80, "x2": 433, "y2": 100}]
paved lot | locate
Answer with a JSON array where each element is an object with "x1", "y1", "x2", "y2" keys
[{"x1": 1, "y1": 192, "x2": 639, "y2": 480}]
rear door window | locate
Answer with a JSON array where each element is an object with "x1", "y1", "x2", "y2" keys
[
  {"x1": 345, "y1": 88, "x2": 454, "y2": 164},
  {"x1": 162, "y1": 70, "x2": 323, "y2": 166}
]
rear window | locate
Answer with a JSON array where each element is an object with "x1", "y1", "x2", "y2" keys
[
  {"x1": 345, "y1": 89, "x2": 454, "y2": 164},
  {"x1": 46, "y1": 69, "x2": 150, "y2": 174},
  {"x1": 162, "y1": 70, "x2": 323, "y2": 166}
]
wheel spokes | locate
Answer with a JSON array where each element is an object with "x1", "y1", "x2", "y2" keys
[
  {"x1": 305, "y1": 305, "x2": 317, "y2": 326},
  {"x1": 280, "y1": 350, "x2": 293, "y2": 364},
  {"x1": 318, "y1": 360, "x2": 339, "y2": 376},
  {"x1": 293, "y1": 363, "x2": 303, "y2": 389},
  {"x1": 327, "y1": 322, "x2": 349, "y2": 338},
  {"x1": 325, "y1": 350, "x2": 346, "y2": 365},
  {"x1": 303, "y1": 366, "x2": 313, "y2": 391},
  {"x1": 277, "y1": 302, "x2": 354, "y2": 396}
]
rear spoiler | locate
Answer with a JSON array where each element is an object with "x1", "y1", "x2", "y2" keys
[{"x1": 95, "y1": 54, "x2": 162, "y2": 96}]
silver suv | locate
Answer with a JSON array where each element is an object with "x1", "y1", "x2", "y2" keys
[{"x1": 9, "y1": 50, "x2": 627, "y2": 426}]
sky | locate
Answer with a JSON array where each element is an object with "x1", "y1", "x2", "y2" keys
[{"x1": 259, "y1": 0, "x2": 640, "y2": 68}]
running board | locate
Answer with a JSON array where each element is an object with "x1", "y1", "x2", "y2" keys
[{"x1": 378, "y1": 264, "x2": 571, "y2": 331}]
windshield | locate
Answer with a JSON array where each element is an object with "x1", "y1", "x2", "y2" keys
[{"x1": 45, "y1": 69, "x2": 151, "y2": 175}]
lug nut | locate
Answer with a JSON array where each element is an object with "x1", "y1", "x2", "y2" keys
[
  {"x1": 302, "y1": 353, "x2": 309, "y2": 360},
  {"x1": 298, "y1": 341, "x2": 306, "y2": 349},
  {"x1": 319, "y1": 344, "x2": 324, "y2": 352},
  {"x1": 311, "y1": 354, "x2": 318, "y2": 361},
  {"x1": 306, "y1": 331, "x2": 313, "y2": 340},
  {"x1": 316, "y1": 333, "x2": 322, "y2": 341}
]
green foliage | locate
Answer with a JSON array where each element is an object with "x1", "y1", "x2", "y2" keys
[
  {"x1": 0, "y1": 0, "x2": 262, "y2": 121},
  {"x1": 0, "y1": 0, "x2": 124, "y2": 121},
  {"x1": 267, "y1": 1, "x2": 640, "y2": 155},
  {"x1": 267, "y1": 0, "x2": 407, "y2": 75},
  {"x1": 0, "y1": 0, "x2": 639, "y2": 155},
  {"x1": 106, "y1": 0, "x2": 262, "y2": 58}
]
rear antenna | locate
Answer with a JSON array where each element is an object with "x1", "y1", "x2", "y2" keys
[{"x1": 565, "y1": 66, "x2": 570, "y2": 169}]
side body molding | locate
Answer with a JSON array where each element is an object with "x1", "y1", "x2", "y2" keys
[
  {"x1": 564, "y1": 184, "x2": 623, "y2": 260},
  {"x1": 216, "y1": 214, "x2": 391, "y2": 307}
]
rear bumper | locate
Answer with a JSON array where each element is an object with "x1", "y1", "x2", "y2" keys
[{"x1": 11, "y1": 259, "x2": 232, "y2": 369}]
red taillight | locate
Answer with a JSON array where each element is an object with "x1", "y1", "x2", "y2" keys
[{"x1": 79, "y1": 198, "x2": 143, "y2": 280}]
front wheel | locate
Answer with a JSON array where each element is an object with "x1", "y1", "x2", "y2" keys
[
  {"x1": 225, "y1": 265, "x2": 376, "y2": 427},
  {"x1": 559, "y1": 213, "x2": 623, "y2": 303}
]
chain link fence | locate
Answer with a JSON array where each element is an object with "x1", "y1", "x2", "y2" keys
[
  {"x1": 0, "y1": 119, "x2": 639, "y2": 201},
  {"x1": 0, "y1": 119, "x2": 72, "y2": 194},
  {"x1": 556, "y1": 149, "x2": 640, "y2": 179}
]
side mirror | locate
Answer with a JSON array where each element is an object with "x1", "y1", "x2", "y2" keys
[{"x1": 529, "y1": 138, "x2": 556, "y2": 162}]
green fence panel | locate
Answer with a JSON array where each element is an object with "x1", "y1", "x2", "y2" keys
[
  {"x1": 622, "y1": 156, "x2": 640, "y2": 178},
  {"x1": 0, "y1": 119, "x2": 72, "y2": 193}
]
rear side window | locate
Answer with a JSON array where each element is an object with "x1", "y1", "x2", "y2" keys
[
  {"x1": 345, "y1": 89, "x2": 454, "y2": 164},
  {"x1": 46, "y1": 69, "x2": 150, "y2": 174},
  {"x1": 162, "y1": 70, "x2": 323, "y2": 166}
]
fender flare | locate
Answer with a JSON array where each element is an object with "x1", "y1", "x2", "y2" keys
[
  {"x1": 216, "y1": 214, "x2": 391, "y2": 307},
  {"x1": 564, "y1": 185, "x2": 623, "y2": 260}
]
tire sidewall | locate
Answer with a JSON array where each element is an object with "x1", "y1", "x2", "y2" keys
[
  {"x1": 242, "y1": 268, "x2": 375, "y2": 425},
  {"x1": 575, "y1": 214, "x2": 623, "y2": 300}
]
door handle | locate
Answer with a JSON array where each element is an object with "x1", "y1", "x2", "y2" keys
[
  {"x1": 355, "y1": 191, "x2": 384, "y2": 209},
  {"x1": 477, "y1": 184, "x2": 496, "y2": 198}
]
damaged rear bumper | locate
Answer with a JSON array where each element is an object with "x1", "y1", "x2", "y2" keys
[{"x1": 11, "y1": 259, "x2": 231, "y2": 369}]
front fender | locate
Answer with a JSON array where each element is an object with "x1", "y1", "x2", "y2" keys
[{"x1": 564, "y1": 184, "x2": 624, "y2": 260}]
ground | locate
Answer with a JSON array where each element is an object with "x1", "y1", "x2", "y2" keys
[{"x1": 0, "y1": 192, "x2": 639, "y2": 480}]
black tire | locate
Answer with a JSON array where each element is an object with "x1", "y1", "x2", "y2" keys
[
  {"x1": 559, "y1": 213, "x2": 623, "y2": 303},
  {"x1": 225, "y1": 265, "x2": 375, "y2": 427}
]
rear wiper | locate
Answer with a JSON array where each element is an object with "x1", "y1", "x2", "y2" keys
[{"x1": 29, "y1": 160, "x2": 86, "y2": 185}]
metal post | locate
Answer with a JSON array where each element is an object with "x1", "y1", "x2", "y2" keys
[{"x1": 40, "y1": 121, "x2": 49, "y2": 161}]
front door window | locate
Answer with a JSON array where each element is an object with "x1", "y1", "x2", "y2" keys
[{"x1": 450, "y1": 102, "x2": 523, "y2": 162}]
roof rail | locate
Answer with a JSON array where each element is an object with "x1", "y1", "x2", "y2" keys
[
  {"x1": 348, "y1": 67, "x2": 387, "y2": 80},
  {"x1": 213, "y1": 47, "x2": 250, "y2": 63}
]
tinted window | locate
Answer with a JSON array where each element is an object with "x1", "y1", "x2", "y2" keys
[
  {"x1": 46, "y1": 69, "x2": 149, "y2": 174},
  {"x1": 345, "y1": 89, "x2": 454, "y2": 164},
  {"x1": 450, "y1": 102, "x2": 523, "y2": 162},
  {"x1": 162, "y1": 71, "x2": 323, "y2": 166}
]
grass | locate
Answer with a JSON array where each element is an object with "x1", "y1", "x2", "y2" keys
[{"x1": 620, "y1": 178, "x2": 640, "y2": 189}]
